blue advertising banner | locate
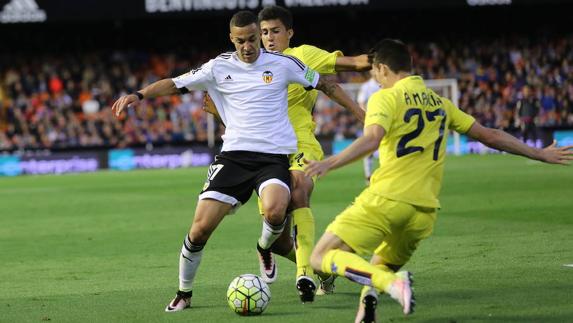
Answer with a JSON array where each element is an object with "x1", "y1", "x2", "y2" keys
[
  {"x1": 109, "y1": 149, "x2": 136, "y2": 171},
  {"x1": 0, "y1": 153, "x2": 100, "y2": 176},
  {"x1": 108, "y1": 146, "x2": 213, "y2": 171},
  {"x1": 554, "y1": 130, "x2": 573, "y2": 147},
  {"x1": 0, "y1": 156, "x2": 21, "y2": 176}
]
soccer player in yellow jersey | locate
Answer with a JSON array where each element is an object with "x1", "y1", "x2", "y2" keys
[
  {"x1": 305, "y1": 39, "x2": 573, "y2": 322},
  {"x1": 257, "y1": 5, "x2": 370, "y2": 302}
]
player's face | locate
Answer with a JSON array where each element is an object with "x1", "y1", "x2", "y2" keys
[
  {"x1": 230, "y1": 23, "x2": 261, "y2": 63},
  {"x1": 260, "y1": 19, "x2": 292, "y2": 52}
]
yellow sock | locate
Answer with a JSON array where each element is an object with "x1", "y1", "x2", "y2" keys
[
  {"x1": 359, "y1": 263, "x2": 391, "y2": 299},
  {"x1": 292, "y1": 207, "x2": 315, "y2": 277},
  {"x1": 322, "y1": 249, "x2": 397, "y2": 293}
]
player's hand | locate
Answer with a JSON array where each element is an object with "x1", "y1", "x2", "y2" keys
[
  {"x1": 202, "y1": 92, "x2": 217, "y2": 115},
  {"x1": 111, "y1": 94, "x2": 140, "y2": 118},
  {"x1": 540, "y1": 140, "x2": 573, "y2": 165},
  {"x1": 304, "y1": 158, "x2": 331, "y2": 178}
]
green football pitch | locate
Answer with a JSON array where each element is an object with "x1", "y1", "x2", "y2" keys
[{"x1": 1, "y1": 154, "x2": 572, "y2": 322}]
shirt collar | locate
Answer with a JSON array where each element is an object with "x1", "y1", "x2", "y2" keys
[{"x1": 394, "y1": 75, "x2": 423, "y2": 88}]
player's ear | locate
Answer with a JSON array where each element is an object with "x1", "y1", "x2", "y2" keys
[
  {"x1": 382, "y1": 64, "x2": 391, "y2": 78},
  {"x1": 287, "y1": 29, "x2": 294, "y2": 40},
  {"x1": 229, "y1": 33, "x2": 233, "y2": 43}
]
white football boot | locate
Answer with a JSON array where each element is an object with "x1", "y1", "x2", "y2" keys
[
  {"x1": 257, "y1": 243, "x2": 277, "y2": 284},
  {"x1": 387, "y1": 271, "x2": 415, "y2": 315},
  {"x1": 165, "y1": 290, "x2": 192, "y2": 312}
]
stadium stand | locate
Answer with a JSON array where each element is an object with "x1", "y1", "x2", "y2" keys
[{"x1": 2, "y1": 34, "x2": 572, "y2": 151}]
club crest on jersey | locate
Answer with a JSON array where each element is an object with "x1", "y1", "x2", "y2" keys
[{"x1": 262, "y1": 71, "x2": 273, "y2": 84}]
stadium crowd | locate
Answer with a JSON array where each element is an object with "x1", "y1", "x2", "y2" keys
[{"x1": 1, "y1": 35, "x2": 572, "y2": 151}]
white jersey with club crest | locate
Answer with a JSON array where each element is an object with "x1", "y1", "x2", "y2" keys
[{"x1": 173, "y1": 49, "x2": 319, "y2": 154}]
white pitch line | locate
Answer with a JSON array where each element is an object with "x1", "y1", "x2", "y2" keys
[{"x1": 563, "y1": 264, "x2": 573, "y2": 268}]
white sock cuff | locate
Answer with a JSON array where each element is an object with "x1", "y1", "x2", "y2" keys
[
  {"x1": 183, "y1": 235, "x2": 205, "y2": 253},
  {"x1": 263, "y1": 217, "x2": 287, "y2": 233}
]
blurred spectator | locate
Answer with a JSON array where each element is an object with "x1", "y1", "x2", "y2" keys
[
  {"x1": 515, "y1": 85, "x2": 540, "y2": 145},
  {"x1": 1, "y1": 34, "x2": 573, "y2": 151},
  {"x1": 317, "y1": 34, "x2": 573, "y2": 139}
]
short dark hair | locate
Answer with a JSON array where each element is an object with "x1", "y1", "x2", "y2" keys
[
  {"x1": 258, "y1": 6, "x2": 293, "y2": 30},
  {"x1": 230, "y1": 11, "x2": 258, "y2": 29},
  {"x1": 368, "y1": 39, "x2": 412, "y2": 73}
]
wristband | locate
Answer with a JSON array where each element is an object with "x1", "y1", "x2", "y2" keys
[{"x1": 135, "y1": 92, "x2": 144, "y2": 100}]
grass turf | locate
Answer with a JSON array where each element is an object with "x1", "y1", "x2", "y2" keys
[{"x1": 1, "y1": 154, "x2": 572, "y2": 322}]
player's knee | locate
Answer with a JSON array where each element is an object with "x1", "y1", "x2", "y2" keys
[
  {"x1": 263, "y1": 205, "x2": 288, "y2": 225},
  {"x1": 310, "y1": 249, "x2": 323, "y2": 272},
  {"x1": 189, "y1": 223, "x2": 212, "y2": 244},
  {"x1": 290, "y1": 187, "x2": 310, "y2": 209}
]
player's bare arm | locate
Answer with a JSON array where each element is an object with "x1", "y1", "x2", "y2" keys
[
  {"x1": 315, "y1": 75, "x2": 366, "y2": 123},
  {"x1": 466, "y1": 122, "x2": 573, "y2": 165},
  {"x1": 202, "y1": 93, "x2": 224, "y2": 124},
  {"x1": 111, "y1": 79, "x2": 180, "y2": 117},
  {"x1": 305, "y1": 124, "x2": 385, "y2": 177},
  {"x1": 335, "y1": 54, "x2": 371, "y2": 72}
]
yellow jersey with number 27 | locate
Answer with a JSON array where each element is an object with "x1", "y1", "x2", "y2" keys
[{"x1": 365, "y1": 75, "x2": 475, "y2": 208}]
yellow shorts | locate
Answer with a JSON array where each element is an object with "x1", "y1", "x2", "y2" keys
[
  {"x1": 325, "y1": 189, "x2": 437, "y2": 265},
  {"x1": 289, "y1": 136, "x2": 324, "y2": 173}
]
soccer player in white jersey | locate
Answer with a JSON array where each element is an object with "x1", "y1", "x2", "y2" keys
[
  {"x1": 112, "y1": 11, "x2": 363, "y2": 313},
  {"x1": 357, "y1": 70, "x2": 381, "y2": 185},
  {"x1": 202, "y1": 6, "x2": 368, "y2": 302}
]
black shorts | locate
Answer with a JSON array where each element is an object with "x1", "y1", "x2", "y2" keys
[{"x1": 199, "y1": 151, "x2": 291, "y2": 207}]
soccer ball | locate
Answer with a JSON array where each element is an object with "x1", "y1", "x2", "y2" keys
[{"x1": 226, "y1": 274, "x2": 271, "y2": 316}]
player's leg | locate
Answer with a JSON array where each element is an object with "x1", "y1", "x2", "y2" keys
[
  {"x1": 290, "y1": 169, "x2": 315, "y2": 279},
  {"x1": 355, "y1": 285, "x2": 378, "y2": 323},
  {"x1": 271, "y1": 213, "x2": 296, "y2": 260},
  {"x1": 311, "y1": 232, "x2": 399, "y2": 293},
  {"x1": 289, "y1": 169, "x2": 321, "y2": 301},
  {"x1": 167, "y1": 152, "x2": 253, "y2": 312},
  {"x1": 354, "y1": 205, "x2": 437, "y2": 320},
  {"x1": 259, "y1": 183, "x2": 290, "y2": 245},
  {"x1": 312, "y1": 234, "x2": 414, "y2": 316},
  {"x1": 258, "y1": 198, "x2": 296, "y2": 262},
  {"x1": 289, "y1": 143, "x2": 331, "y2": 301},
  {"x1": 311, "y1": 192, "x2": 417, "y2": 315},
  {"x1": 166, "y1": 199, "x2": 233, "y2": 312},
  {"x1": 257, "y1": 182, "x2": 290, "y2": 283},
  {"x1": 255, "y1": 155, "x2": 292, "y2": 284},
  {"x1": 354, "y1": 253, "x2": 403, "y2": 322}
]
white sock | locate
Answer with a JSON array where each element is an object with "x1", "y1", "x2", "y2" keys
[
  {"x1": 258, "y1": 218, "x2": 286, "y2": 250},
  {"x1": 179, "y1": 235, "x2": 204, "y2": 292}
]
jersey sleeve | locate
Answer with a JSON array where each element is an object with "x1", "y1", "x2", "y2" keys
[
  {"x1": 365, "y1": 90, "x2": 396, "y2": 132},
  {"x1": 172, "y1": 59, "x2": 214, "y2": 92},
  {"x1": 444, "y1": 98, "x2": 476, "y2": 133},
  {"x1": 300, "y1": 44, "x2": 343, "y2": 74},
  {"x1": 283, "y1": 55, "x2": 320, "y2": 90}
]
